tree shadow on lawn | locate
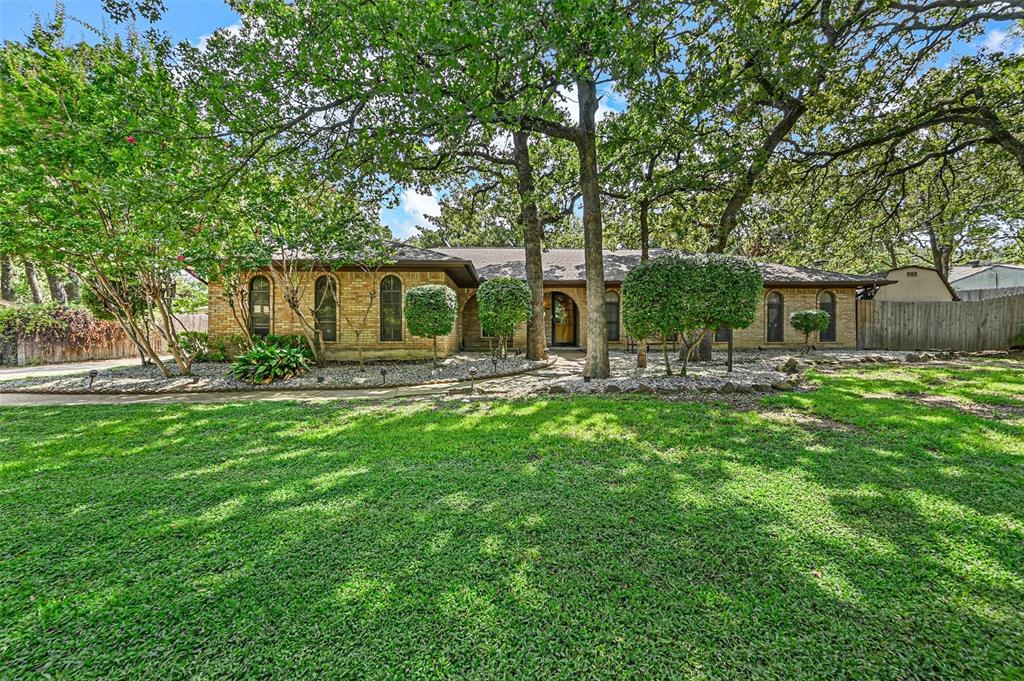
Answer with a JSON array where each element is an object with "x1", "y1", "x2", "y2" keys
[{"x1": 0, "y1": 394, "x2": 1021, "y2": 679}]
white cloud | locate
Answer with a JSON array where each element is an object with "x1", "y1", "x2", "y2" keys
[
  {"x1": 196, "y1": 21, "x2": 242, "y2": 52},
  {"x1": 982, "y1": 27, "x2": 1024, "y2": 54},
  {"x1": 380, "y1": 188, "x2": 441, "y2": 239}
]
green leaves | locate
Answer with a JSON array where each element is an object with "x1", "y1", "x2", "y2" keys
[
  {"x1": 228, "y1": 340, "x2": 312, "y2": 384},
  {"x1": 476, "y1": 276, "x2": 531, "y2": 348},
  {"x1": 404, "y1": 285, "x2": 457, "y2": 339}
]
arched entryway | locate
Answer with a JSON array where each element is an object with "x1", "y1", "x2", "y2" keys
[{"x1": 549, "y1": 292, "x2": 578, "y2": 347}]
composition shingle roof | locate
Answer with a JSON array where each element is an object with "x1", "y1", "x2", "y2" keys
[
  {"x1": 948, "y1": 262, "x2": 1024, "y2": 283},
  {"x1": 433, "y1": 247, "x2": 891, "y2": 287}
]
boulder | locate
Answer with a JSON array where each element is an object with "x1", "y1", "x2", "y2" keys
[
  {"x1": 547, "y1": 384, "x2": 569, "y2": 394},
  {"x1": 905, "y1": 353, "x2": 924, "y2": 363},
  {"x1": 720, "y1": 381, "x2": 736, "y2": 394},
  {"x1": 771, "y1": 380, "x2": 794, "y2": 391},
  {"x1": 634, "y1": 383, "x2": 656, "y2": 394},
  {"x1": 734, "y1": 384, "x2": 753, "y2": 394},
  {"x1": 752, "y1": 383, "x2": 773, "y2": 393},
  {"x1": 602, "y1": 383, "x2": 622, "y2": 394},
  {"x1": 777, "y1": 357, "x2": 801, "y2": 373}
]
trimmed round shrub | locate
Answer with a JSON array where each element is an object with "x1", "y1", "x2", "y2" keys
[
  {"x1": 790, "y1": 309, "x2": 831, "y2": 348},
  {"x1": 404, "y1": 284, "x2": 457, "y2": 365},
  {"x1": 476, "y1": 276, "x2": 531, "y2": 357},
  {"x1": 622, "y1": 255, "x2": 690, "y2": 374},
  {"x1": 622, "y1": 253, "x2": 763, "y2": 375}
]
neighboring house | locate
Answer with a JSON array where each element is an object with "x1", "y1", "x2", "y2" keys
[
  {"x1": 947, "y1": 261, "x2": 1024, "y2": 300},
  {"x1": 868, "y1": 265, "x2": 960, "y2": 302},
  {"x1": 207, "y1": 245, "x2": 891, "y2": 360}
]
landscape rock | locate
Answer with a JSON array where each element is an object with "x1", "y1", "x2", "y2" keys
[
  {"x1": 721, "y1": 381, "x2": 736, "y2": 394},
  {"x1": 771, "y1": 380, "x2": 794, "y2": 391},
  {"x1": 753, "y1": 383, "x2": 773, "y2": 393},
  {"x1": 602, "y1": 383, "x2": 622, "y2": 394}
]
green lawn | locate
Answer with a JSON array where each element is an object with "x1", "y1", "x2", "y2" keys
[{"x1": 1, "y1": 363, "x2": 1022, "y2": 679}]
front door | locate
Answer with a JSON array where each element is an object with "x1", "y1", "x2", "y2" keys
[{"x1": 550, "y1": 292, "x2": 577, "y2": 346}]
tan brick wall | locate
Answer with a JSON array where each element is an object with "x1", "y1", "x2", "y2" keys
[
  {"x1": 209, "y1": 269, "x2": 461, "y2": 361},
  {"x1": 713, "y1": 287, "x2": 858, "y2": 350},
  {"x1": 212, "y1": 276, "x2": 858, "y2": 357}
]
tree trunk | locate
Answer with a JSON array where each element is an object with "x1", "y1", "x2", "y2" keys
[
  {"x1": 513, "y1": 130, "x2": 548, "y2": 362},
  {"x1": 661, "y1": 337, "x2": 672, "y2": 376},
  {"x1": 64, "y1": 275, "x2": 81, "y2": 303},
  {"x1": 0, "y1": 255, "x2": 14, "y2": 301},
  {"x1": 46, "y1": 271, "x2": 68, "y2": 306},
  {"x1": 576, "y1": 75, "x2": 609, "y2": 378},
  {"x1": 636, "y1": 205, "x2": 650, "y2": 369},
  {"x1": 432, "y1": 336, "x2": 438, "y2": 367},
  {"x1": 713, "y1": 102, "x2": 806, "y2": 253},
  {"x1": 23, "y1": 261, "x2": 43, "y2": 304},
  {"x1": 696, "y1": 330, "x2": 712, "y2": 362}
]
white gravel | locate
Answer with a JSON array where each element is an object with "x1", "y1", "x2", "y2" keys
[
  {"x1": 526, "y1": 348, "x2": 961, "y2": 397},
  {"x1": 0, "y1": 353, "x2": 547, "y2": 394}
]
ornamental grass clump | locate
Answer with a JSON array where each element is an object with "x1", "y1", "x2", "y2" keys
[
  {"x1": 228, "y1": 341, "x2": 311, "y2": 384},
  {"x1": 404, "y1": 285, "x2": 457, "y2": 366}
]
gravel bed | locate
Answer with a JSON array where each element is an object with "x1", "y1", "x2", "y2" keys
[
  {"x1": 0, "y1": 353, "x2": 547, "y2": 394},
  {"x1": 525, "y1": 348, "x2": 965, "y2": 397}
]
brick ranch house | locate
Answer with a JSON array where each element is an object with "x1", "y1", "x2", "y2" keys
[{"x1": 208, "y1": 245, "x2": 892, "y2": 360}]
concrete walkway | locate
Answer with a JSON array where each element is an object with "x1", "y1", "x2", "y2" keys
[{"x1": 0, "y1": 351, "x2": 586, "y2": 407}]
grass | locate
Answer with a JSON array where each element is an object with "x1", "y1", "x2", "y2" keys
[{"x1": 1, "y1": 362, "x2": 1022, "y2": 679}]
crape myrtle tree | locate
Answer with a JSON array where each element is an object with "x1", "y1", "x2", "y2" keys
[
  {"x1": 186, "y1": 0, "x2": 681, "y2": 380},
  {"x1": 476, "y1": 276, "x2": 532, "y2": 359},
  {"x1": 0, "y1": 19, "x2": 230, "y2": 377},
  {"x1": 218, "y1": 169, "x2": 392, "y2": 367},
  {"x1": 790, "y1": 309, "x2": 831, "y2": 353},
  {"x1": 404, "y1": 284, "x2": 458, "y2": 367}
]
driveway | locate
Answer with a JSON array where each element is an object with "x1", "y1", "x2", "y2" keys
[{"x1": 0, "y1": 355, "x2": 162, "y2": 381}]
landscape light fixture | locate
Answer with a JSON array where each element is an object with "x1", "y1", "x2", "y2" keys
[
  {"x1": 380, "y1": 367, "x2": 387, "y2": 385},
  {"x1": 191, "y1": 374, "x2": 200, "y2": 385},
  {"x1": 469, "y1": 367, "x2": 477, "y2": 391},
  {"x1": 317, "y1": 375, "x2": 325, "y2": 384},
  {"x1": 87, "y1": 369, "x2": 99, "y2": 390},
  {"x1": 491, "y1": 356, "x2": 498, "y2": 372}
]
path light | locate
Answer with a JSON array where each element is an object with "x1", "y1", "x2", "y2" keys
[
  {"x1": 87, "y1": 369, "x2": 99, "y2": 390},
  {"x1": 583, "y1": 375, "x2": 591, "y2": 383},
  {"x1": 317, "y1": 375, "x2": 325, "y2": 384},
  {"x1": 469, "y1": 367, "x2": 477, "y2": 392},
  {"x1": 380, "y1": 367, "x2": 387, "y2": 385},
  {"x1": 191, "y1": 374, "x2": 200, "y2": 385},
  {"x1": 491, "y1": 356, "x2": 499, "y2": 373}
]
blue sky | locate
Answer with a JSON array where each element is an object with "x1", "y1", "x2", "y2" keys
[{"x1": 1, "y1": 2, "x2": 1017, "y2": 240}]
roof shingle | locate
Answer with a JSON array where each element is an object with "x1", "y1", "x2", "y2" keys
[{"x1": 433, "y1": 247, "x2": 889, "y2": 287}]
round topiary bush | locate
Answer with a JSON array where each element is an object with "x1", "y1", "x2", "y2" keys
[
  {"x1": 622, "y1": 253, "x2": 763, "y2": 375},
  {"x1": 789, "y1": 309, "x2": 831, "y2": 351},
  {"x1": 621, "y1": 255, "x2": 690, "y2": 375},
  {"x1": 476, "y1": 276, "x2": 531, "y2": 358},
  {"x1": 404, "y1": 284, "x2": 458, "y2": 366}
]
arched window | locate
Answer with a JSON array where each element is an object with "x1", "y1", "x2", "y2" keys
[
  {"x1": 818, "y1": 291, "x2": 837, "y2": 343},
  {"x1": 766, "y1": 291, "x2": 784, "y2": 342},
  {"x1": 315, "y1": 276, "x2": 338, "y2": 342},
  {"x1": 604, "y1": 291, "x2": 620, "y2": 341},
  {"x1": 249, "y1": 276, "x2": 271, "y2": 337},
  {"x1": 380, "y1": 275, "x2": 403, "y2": 341}
]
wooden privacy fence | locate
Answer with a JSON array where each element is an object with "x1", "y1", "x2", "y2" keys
[
  {"x1": 857, "y1": 294, "x2": 1024, "y2": 351},
  {"x1": 1, "y1": 313, "x2": 209, "y2": 367}
]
